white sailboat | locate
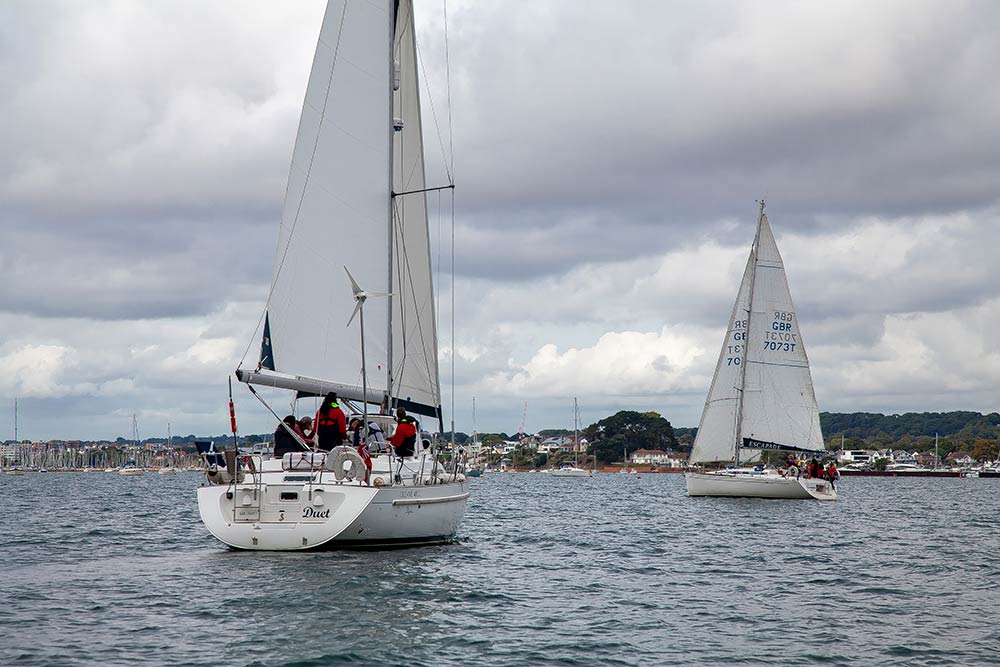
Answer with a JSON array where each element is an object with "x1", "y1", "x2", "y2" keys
[
  {"x1": 197, "y1": 0, "x2": 468, "y2": 550},
  {"x1": 119, "y1": 414, "x2": 145, "y2": 476},
  {"x1": 158, "y1": 423, "x2": 177, "y2": 474},
  {"x1": 465, "y1": 397, "x2": 483, "y2": 477},
  {"x1": 685, "y1": 202, "x2": 836, "y2": 500},
  {"x1": 551, "y1": 398, "x2": 591, "y2": 478}
]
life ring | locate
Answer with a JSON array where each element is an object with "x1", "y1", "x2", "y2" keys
[
  {"x1": 372, "y1": 476, "x2": 385, "y2": 487},
  {"x1": 328, "y1": 446, "x2": 366, "y2": 481},
  {"x1": 786, "y1": 465, "x2": 799, "y2": 478}
]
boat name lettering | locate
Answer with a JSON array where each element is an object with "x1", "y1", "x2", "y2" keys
[
  {"x1": 302, "y1": 507, "x2": 331, "y2": 519},
  {"x1": 742, "y1": 437, "x2": 789, "y2": 451},
  {"x1": 398, "y1": 490, "x2": 420, "y2": 498}
]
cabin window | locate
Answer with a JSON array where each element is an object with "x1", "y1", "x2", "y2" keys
[{"x1": 279, "y1": 492, "x2": 299, "y2": 502}]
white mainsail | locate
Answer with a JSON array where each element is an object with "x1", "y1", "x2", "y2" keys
[
  {"x1": 690, "y1": 250, "x2": 754, "y2": 464},
  {"x1": 690, "y1": 208, "x2": 823, "y2": 464},
  {"x1": 242, "y1": 0, "x2": 441, "y2": 419},
  {"x1": 390, "y1": 0, "x2": 441, "y2": 416}
]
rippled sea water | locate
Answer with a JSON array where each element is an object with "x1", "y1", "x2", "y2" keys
[{"x1": 1, "y1": 472, "x2": 998, "y2": 666}]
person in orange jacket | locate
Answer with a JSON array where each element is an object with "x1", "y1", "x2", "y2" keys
[
  {"x1": 315, "y1": 392, "x2": 347, "y2": 452},
  {"x1": 389, "y1": 407, "x2": 418, "y2": 458}
]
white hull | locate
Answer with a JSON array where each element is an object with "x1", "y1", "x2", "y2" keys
[
  {"x1": 550, "y1": 467, "x2": 591, "y2": 478},
  {"x1": 118, "y1": 467, "x2": 144, "y2": 476},
  {"x1": 198, "y1": 457, "x2": 468, "y2": 550},
  {"x1": 685, "y1": 471, "x2": 837, "y2": 500}
]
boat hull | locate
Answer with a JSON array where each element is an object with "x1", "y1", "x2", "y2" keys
[
  {"x1": 685, "y1": 471, "x2": 837, "y2": 500},
  {"x1": 550, "y1": 467, "x2": 591, "y2": 477},
  {"x1": 198, "y1": 479, "x2": 469, "y2": 551}
]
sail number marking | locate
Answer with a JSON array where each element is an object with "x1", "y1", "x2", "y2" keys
[{"x1": 765, "y1": 312, "x2": 796, "y2": 352}]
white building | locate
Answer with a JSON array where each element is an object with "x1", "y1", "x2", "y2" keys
[{"x1": 630, "y1": 449, "x2": 680, "y2": 466}]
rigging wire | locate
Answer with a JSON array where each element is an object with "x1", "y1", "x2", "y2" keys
[
  {"x1": 414, "y1": 30, "x2": 453, "y2": 185},
  {"x1": 443, "y1": 0, "x2": 454, "y2": 177}
]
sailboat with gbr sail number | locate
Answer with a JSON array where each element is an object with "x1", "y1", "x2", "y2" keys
[{"x1": 685, "y1": 202, "x2": 836, "y2": 500}]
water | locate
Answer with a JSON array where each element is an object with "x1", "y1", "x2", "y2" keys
[{"x1": 1, "y1": 472, "x2": 997, "y2": 666}]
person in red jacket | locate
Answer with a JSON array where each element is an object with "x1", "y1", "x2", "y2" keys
[
  {"x1": 389, "y1": 407, "x2": 418, "y2": 458},
  {"x1": 826, "y1": 461, "x2": 839, "y2": 489},
  {"x1": 294, "y1": 416, "x2": 315, "y2": 447},
  {"x1": 315, "y1": 392, "x2": 346, "y2": 452}
]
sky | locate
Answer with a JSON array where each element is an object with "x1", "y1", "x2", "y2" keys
[{"x1": 2, "y1": 0, "x2": 1000, "y2": 441}]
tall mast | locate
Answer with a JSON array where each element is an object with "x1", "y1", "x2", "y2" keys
[
  {"x1": 734, "y1": 200, "x2": 765, "y2": 466},
  {"x1": 385, "y1": 0, "x2": 397, "y2": 411},
  {"x1": 574, "y1": 397, "x2": 579, "y2": 466}
]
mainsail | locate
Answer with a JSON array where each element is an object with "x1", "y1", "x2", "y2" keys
[
  {"x1": 240, "y1": 0, "x2": 442, "y2": 419},
  {"x1": 690, "y1": 207, "x2": 823, "y2": 464},
  {"x1": 690, "y1": 250, "x2": 754, "y2": 464},
  {"x1": 390, "y1": 0, "x2": 441, "y2": 416}
]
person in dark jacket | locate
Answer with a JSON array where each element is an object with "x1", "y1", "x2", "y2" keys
[
  {"x1": 389, "y1": 407, "x2": 418, "y2": 458},
  {"x1": 315, "y1": 392, "x2": 347, "y2": 452},
  {"x1": 273, "y1": 415, "x2": 300, "y2": 458}
]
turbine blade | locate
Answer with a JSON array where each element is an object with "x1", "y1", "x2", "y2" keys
[
  {"x1": 344, "y1": 266, "x2": 362, "y2": 296},
  {"x1": 347, "y1": 299, "x2": 363, "y2": 327}
]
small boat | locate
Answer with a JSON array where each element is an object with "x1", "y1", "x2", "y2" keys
[
  {"x1": 118, "y1": 465, "x2": 144, "y2": 477},
  {"x1": 551, "y1": 399, "x2": 592, "y2": 478},
  {"x1": 685, "y1": 202, "x2": 836, "y2": 501},
  {"x1": 550, "y1": 463, "x2": 591, "y2": 478},
  {"x1": 158, "y1": 467, "x2": 178, "y2": 475}
]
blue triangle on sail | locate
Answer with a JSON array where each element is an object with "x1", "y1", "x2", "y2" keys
[{"x1": 259, "y1": 313, "x2": 275, "y2": 371}]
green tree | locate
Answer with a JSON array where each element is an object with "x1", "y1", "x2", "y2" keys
[{"x1": 584, "y1": 410, "x2": 678, "y2": 464}]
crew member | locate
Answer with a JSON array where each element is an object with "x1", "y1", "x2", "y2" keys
[
  {"x1": 315, "y1": 392, "x2": 347, "y2": 452},
  {"x1": 273, "y1": 415, "x2": 300, "y2": 458},
  {"x1": 367, "y1": 421, "x2": 387, "y2": 453},
  {"x1": 295, "y1": 416, "x2": 315, "y2": 446},
  {"x1": 826, "y1": 461, "x2": 839, "y2": 489},
  {"x1": 389, "y1": 407, "x2": 418, "y2": 458}
]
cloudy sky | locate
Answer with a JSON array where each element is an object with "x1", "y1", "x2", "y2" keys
[{"x1": 2, "y1": 0, "x2": 1000, "y2": 441}]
